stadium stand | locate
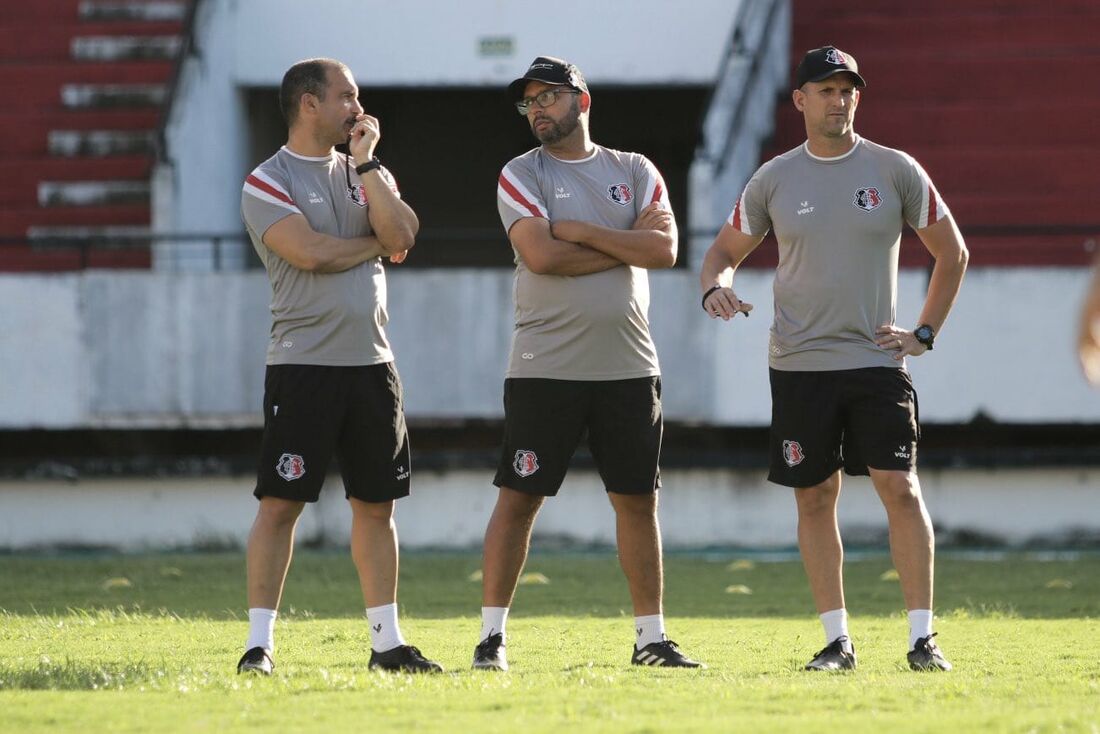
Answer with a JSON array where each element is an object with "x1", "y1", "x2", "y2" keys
[
  {"x1": 0, "y1": 0, "x2": 190, "y2": 270},
  {"x1": 759, "y1": 0, "x2": 1100, "y2": 267}
]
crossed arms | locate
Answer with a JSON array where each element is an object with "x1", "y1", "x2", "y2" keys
[
  {"x1": 510, "y1": 203, "x2": 678, "y2": 276},
  {"x1": 261, "y1": 170, "x2": 419, "y2": 273}
]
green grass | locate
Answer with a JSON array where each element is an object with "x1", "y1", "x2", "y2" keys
[{"x1": 1, "y1": 552, "x2": 1098, "y2": 733}]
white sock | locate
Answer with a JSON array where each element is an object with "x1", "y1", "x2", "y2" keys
[
  {"x1": 480, "y1": 606, "x2": 509, "y2": 642},
  {"x1": 634, "y1": 613, "x2": 666, "y2": 648},
  {"x1": 908, "y1": 609, "x2": 934, "y2": 649},
  {"x1": 366, "y1": 603, "x2": 406, "y2": 652},
  {"x1": 246, "y1": 608, "x2": 277, "y2": 653},
  {"x1": 820, "y1": 608, "x2": 851, "y2": 650}
]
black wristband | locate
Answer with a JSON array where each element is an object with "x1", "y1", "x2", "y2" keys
[
  {"x1": 701, "y1": 285, "x2": 722, "y2": 310},
  {"x1": 355, "y1": 157, "x2": 382, "y2": 175}
]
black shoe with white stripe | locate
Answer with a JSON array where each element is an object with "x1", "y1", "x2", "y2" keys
[
  {"x1": 368, "y1": 644, "x2": 443, "y2": 673},
  {"x1": 236, "y1": 646, "x2": 274, "y2": 675},
  {"x1": 631, "y1": 639, "x2": 705, "y2": 668},
  {"x1": 472, "y1": 632, "x2": 508, "y2": 671},
  {"x1": 908, "y1": 633, "x2": 952, "y2": 671},
  {"x1": 805, "y1": 636, "x2": 857, "y2": 671}
]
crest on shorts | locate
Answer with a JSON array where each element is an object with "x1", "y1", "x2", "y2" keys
[
  {"x1": 513, "y1": 449, "x2": 539, "y2": 477},
  {"x1": 607, "y1": 183, "x2": 633, "y2": 206},
  {"x1": 782, "y1": 440, "x2": 805, "y2": 467},
  {"x1": 276, "y1": 452, "x2": 306, "y2": 481},
  {"x1": 853, "y1": 186, "x2": 883, "y2": 212}
]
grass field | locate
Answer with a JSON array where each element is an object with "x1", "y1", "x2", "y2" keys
[{"x1": 1, "y1": 550, "x2": 1098, "y2": 733}]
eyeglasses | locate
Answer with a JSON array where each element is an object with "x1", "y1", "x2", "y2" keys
[{"x1": 515, "y1": 89, "x2": 580, "y2": 115}]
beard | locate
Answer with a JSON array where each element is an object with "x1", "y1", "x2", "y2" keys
[{"x1": 532, "y1": 100, "x2": 581, "y2": 144}]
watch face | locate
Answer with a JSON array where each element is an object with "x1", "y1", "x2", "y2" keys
[{"x1": 915, "y1": 326, "x2": 934, "y2": 343}]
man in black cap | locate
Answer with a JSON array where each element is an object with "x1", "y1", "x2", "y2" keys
[
  {"x1": 699, "y1": 46, "x2": 968, "y2": 672},
  {"x1": 473, "y1": 55, "x2": 703, "y2": 671}
]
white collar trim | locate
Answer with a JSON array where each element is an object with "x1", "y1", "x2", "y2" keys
[
  {"x1": 281, "y1": 145, "x2": 334, "y2": 162},
  {"x1": 803, "y1": 135, "x2": 862, "y2": 162},
  {"x1": 546, "y1": 147, "x2": 599, "y2": 164}
]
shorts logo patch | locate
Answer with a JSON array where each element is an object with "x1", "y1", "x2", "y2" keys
[
  {"x1": 782, "y1": 440, "x2": 805, "y2": 467},
  {"x1": 276, "y1": 452, "x2": 306, "y2": 481},
  {"x1": 853, "y1": 186, "x2": 883, "y2": 212},
  {"x1": 607, "y1": 183, "x2": 633, "y2": 206},
  {"x1": 894, "y1": 444, "x2": 911, "y2": 460},
  {"x1": 513, "y1": 449, "x2": 539, "y2": 478}
]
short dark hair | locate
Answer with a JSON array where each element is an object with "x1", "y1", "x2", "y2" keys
[{"x1": 279, "y1": 58, "x2": 349, "y2": 126}]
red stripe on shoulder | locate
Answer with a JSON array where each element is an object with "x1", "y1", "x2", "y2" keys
[
  {"x1": 246, "y1": 174, "x2": 296, "y2": 207},
  {"x1": 927, "y1": 183, "x2": 938, "y2": 224},
  {"x1": 498, "y1": 173, "x2": 543, "y2": 218}
]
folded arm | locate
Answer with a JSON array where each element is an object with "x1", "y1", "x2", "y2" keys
[
  {"x1": 509, "y1": 217, "x2": 623, "y2": 276},
  {"x1": 262, "y1": 213, "x2": 387, "y2": 273},
  {"x1": 551, "y1": 203, "x2": 678, "y2": 269}
]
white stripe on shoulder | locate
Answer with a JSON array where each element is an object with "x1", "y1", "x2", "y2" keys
[
  {"x1": 248, "y1": 168, "x2": 292, "y2": 199},
  {"x1": 243, "y1": 182, "x2": 301, "y2": 214},
  {"x1": 500, "y1": 166, "x2": 548, "y2": 218}
]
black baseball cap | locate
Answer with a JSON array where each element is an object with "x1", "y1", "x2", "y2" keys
[
  {"x1": 508, "y1": 56, "x2": 588, "y2": 99},
  {"x1": 794, "y1": 46, "x2": 866, "y2": 89}
]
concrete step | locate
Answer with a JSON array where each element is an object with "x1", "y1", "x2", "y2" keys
[
  {"x1": 1, "y1": 62, "x2": 173, "y2": 110},
  {"x1": 0, "y1": 244, "x2": 151, "y2": 272},
  {"x1": 0, "y1": 22, "x2": 183, "y2": 60},
  {"x1": 794, "y1": 14, "x2": 1100, "y2": 55},
  {"x1": 794, "y1": 0, "x2": 1100, "y2": 19},
  {"x1": 770, "y1": 102, "x2": 1100, "y2": 148},
  {"x1": 72, "y1": 35, "x2": 181, "y2": 62},
  {"x1": 61, "y1": 83, "x2": 167, "y2": 109},
  {"x1": 38, "y1": 180, "x2": 151, "y2": 207},
  {"x1": 0, "y1": 204, "x2": 150, "y2": 237},
  {"x1": 0, "y1": 111, "x2": 160, "y2": 155},
  {"x1": 80, "y1": 0, "x2": 187, "y2": 22},
  {"x1": 48, "y1": 129, "x2": 157, "y2": 157},
  {"x1": 0, "y1": 157, "x2": 151, "y2": 204}
]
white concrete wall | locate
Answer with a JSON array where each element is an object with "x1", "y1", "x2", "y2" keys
[
  {"x1": 1, "y1": 267, "x2": 1097, "y2": 428},
  {"x1": 154, "y1": 0, "x2": 741, "y2": 257},
  {"x1": 231, "y1": 0, "x2": 741, "y2": 87},
  {"x1": 1, "y1": 467, "x2": 1095, "y2": 551}
]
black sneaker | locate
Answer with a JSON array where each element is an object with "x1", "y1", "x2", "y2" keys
[
  {"x1": 805, "y1": 636, "x2": 857, "y2": 671},
  {"x1": 908, "y1": 633, "x2": 952, "y2": 671},
  {"x1": 236, "y1": 646, "x2": 274, "y2": 675},
  {"x1": 472, "y1": 632, "x2": 508, "y2": 671},
  {"x1": 631, "y1": 639, "x2": 705, "y2": 668},
  {"x1": 368, "y1": 644, "x2": 443, "y2": 673}
]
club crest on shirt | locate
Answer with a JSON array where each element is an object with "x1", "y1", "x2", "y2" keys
[
  {"x1": 607, "y1": 183, "x2": 633, "y2": 206},
  {"x1": 782, "y1": 440, "x2": 805, "y2": 467},
  {"x1": 347, "y1": 184, "x2": 368, "y2": 207},
  {"x1": 513, "y1": 449, "x2": 539, "y2": 477},
  {"x1": 853, "y1": 186, "x2": 883, "y2": 212},
  {"x1": 276, "y1": 452, "x2": 306, "y2": 481}
]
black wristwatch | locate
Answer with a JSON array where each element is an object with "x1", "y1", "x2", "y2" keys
[
  {"x1": 914, "y1": 324, "x2": 935, "y2": 350},
  {"x1": 355, "y1": 157, "x2": 382, "y2": 175}
]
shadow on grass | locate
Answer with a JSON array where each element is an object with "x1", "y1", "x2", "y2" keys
[{"x1": 0, "y1": 551, "x2": 1097, "y2": 620}]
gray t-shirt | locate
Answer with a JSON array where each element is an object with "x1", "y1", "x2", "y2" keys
[
  {"x1": 730, "y1": 136, "x2": 950, "y2": 371},
  {"x1": 496, "y1": 145, "x2": 670, "y2": 380},
  {"x1": 242, "y1": 146, "x2": 400, "y2": 366}
]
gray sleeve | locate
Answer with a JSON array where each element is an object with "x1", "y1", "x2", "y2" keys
[
  {"x1": 726, "y1": 167, "x2": 772, "y2": 237},
  {"x1": 897, "y1": 153, "x2": 950, "y2": 230},
  {"x1": 497, "y1": 158, "x2": 548, "y2": 235},
  {"x1": 241, "y1": 166, "x2": 302, "y2": 242}
]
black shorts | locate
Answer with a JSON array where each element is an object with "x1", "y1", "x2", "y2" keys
[
  {"x1": 767, "y1": 367, "x2": 920, "y2": 488},
  {"x1": 493, "y1": 377, "x2": 663, "y2": 497},
  {"x1": 254, "y1": 363, "x2": 411, "y2": 503}
]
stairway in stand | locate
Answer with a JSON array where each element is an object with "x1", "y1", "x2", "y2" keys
[
  {"x1": 756, "y1": 0, "x2": 1100, "y2": 267},
  {"x1": 0, "y1": 0, "x2": 190, "y2": 271}
]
